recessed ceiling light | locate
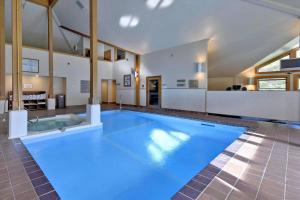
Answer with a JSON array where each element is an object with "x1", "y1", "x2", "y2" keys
[
  {"x1": 146, "y1": 0, "x2": 160, "y2": 10},
  {"x1": 146, "y1": 0, "x2": 174, "y2": 10},
  {"x1": 159, "y1": 0, "x2": 174, "y2": 8},
  {"x1": 129, "y1": 17, "x2": 139, "y2": 27},
  {"x1": 119, "y1": 15, "x2": 140, "y2": 28}
]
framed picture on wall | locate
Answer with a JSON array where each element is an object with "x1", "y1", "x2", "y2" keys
[
  {"x1": 23, "y1": 58, "x2": 39, "y2": 73},
  {"x1": 124, "y1": 74, "x2": 131, "y2": 87}
]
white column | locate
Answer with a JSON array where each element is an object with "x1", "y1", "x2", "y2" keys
[
  {"x1": 9, "y1": 110, "x2": 27, "y2": 139},
  {"x1": 86, "y1": 104, "x2": 102, "y2": 126},
  {"x1": 47, "y1": 98, "x2": 56, "y2": 110},
  {"x1": 0, "y1": 100, "x2": 8, "y2": 114}
]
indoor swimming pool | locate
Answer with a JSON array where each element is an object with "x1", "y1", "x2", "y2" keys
[{"x1": 22, "y1": 110, "x2": 246, "y2": 200}]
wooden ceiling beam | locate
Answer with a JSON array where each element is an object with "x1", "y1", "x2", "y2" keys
[
  {"x1": 60, "y1": 25, "x2": 139, "y2": 55},
  {"x1": 27, "y1": 0, "x2": 50, "y2": 7},
  {"x1": 49, "y1": 0, "x2": 58, "y2": 8}
]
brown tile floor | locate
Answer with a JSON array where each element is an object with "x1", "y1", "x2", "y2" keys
[{"x1": 0, "y1": 104, "x2": 300, "y2": 200}]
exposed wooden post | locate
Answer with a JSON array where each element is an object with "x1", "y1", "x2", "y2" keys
[
  {"x1": 290, "y1": 49, "x2": 297, "y2": 59},
  {"x1": 48, "y1": 6, "x2": 54, "y2": 98},
  {"x1": 0, "y1": 0, "x2": 5, "y2": 100},
  {"x1": 89, "y1": 0, "x2": 98, "y2": 104},
  {"x1": 11, "y1": 0, "x2": 23, "y2": 110},
  {"x1": 135, "y1": 55, "x2": 140, "y2": 106},
  {"x1": 49, "y1": 0, "x2": 59, "y2": 8}
]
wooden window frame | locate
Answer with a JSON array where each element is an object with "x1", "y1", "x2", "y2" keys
[
  {"x1": 255, "y1": 48, "x2": 299, "y2": 74},
  {"x1": 255, "y1": 75, "x2": 290, "y2": 91},
  {"x1": 293, "y1": 74, "x2": 300, "y2": 91},
  {"x1": 115, "y1": 48, "x2": 126, "y2": 61}
]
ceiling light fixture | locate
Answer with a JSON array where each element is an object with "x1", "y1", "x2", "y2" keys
[
  {"x1": 146, "y1": 0, "x2": 160, "y2": 9},
  {"x1": 159, "y1": 0, "x2": 174, "y2": 8},
  {"x1": 119, "y1": 15, "x2": 140, "y2": 28},
  {"x1": 146, "y1": 0, "x2": 174, "y2": 10}
]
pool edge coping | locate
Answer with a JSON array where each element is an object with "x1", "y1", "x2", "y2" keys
[
  {"x1": 11, "y1": 138, "x2": 61, "y2": 200},
  {"x1": 171, "y1": 131, "x2": 250, "y2": 200}
]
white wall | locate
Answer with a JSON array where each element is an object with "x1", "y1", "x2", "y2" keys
[
  {"x1": 5, "y1": 44, "x2": 114, "y2": 106},
  {"x1": 114, "y1": 52, "x2": 136, "y2": 105},
  {"x1": 162, "y1": 89, "x2": 206, "y2": 112},
  {"x1": 139, "y1": 40, "x2": 208, "y2": 111},
  {"x1": 207, "y1": 91, "x2": 300, "y2": 121},
  {"x1": 5, "y1": 75, "x2": 65, "y2": 95}
]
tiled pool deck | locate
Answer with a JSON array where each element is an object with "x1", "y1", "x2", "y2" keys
[{"x1": 0, "y1": 104, "x2": 300, "y2": 200}]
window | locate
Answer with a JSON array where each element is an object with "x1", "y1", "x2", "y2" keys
[
  {"x1": 293, "y1": 75, "x2": 300, "y2": 91},
  {"x1": 115, "y1": 49, "x2": 126, "y2": 61},
  {"x1": 257, "y1": 55, "x2": 289, "y2": 73},
  {"x1": 257, "y1": 77, "x2": 288, "y2": 91},
  {"x1": 297, "y1": 50, "x2": 300, "y2": 58},
  {"x1": 104, "y1": 50, "x2": 112, "y2": 61}
]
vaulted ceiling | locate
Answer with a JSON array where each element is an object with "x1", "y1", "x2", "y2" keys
[{"x1": 4, "y1": 0, "x2": 300, "y2": 77}]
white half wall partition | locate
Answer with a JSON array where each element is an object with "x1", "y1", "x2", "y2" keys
[
  {"x1": 116, "y1": 88, "x2": 136, "y2": 105},
  {"x1": 207, "y1": 91, "x2": 300, "y2": 121},
  {"x1": 162, "y1": 89, "x2": 206, "y2": 112}
]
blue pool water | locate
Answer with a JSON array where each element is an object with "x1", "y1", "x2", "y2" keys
[{"x1": 22, "y1": 111, "x2": 246, "y2": 200}]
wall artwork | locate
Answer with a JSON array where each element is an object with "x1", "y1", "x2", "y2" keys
[
  {"x1": 124, "y1": 74, "x2": 131, "y2": 87},
  {"x1": 23, "y1": 58, "x2": 39, "y2": 73}
]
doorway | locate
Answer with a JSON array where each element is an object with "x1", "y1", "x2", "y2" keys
[
  {"x1": 146, "y1": 76, "x2": 161, "y2": 108},
  {"x1": 101, "y1": 80, "x2": 116, "y2": 103}
]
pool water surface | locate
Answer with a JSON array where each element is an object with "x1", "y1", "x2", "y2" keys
[{"x1": 22, "y1": 111, "x2": 246, "y2": 200}]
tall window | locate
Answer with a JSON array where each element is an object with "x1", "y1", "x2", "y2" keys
[
  {"x1": 257, "y1": 55, "x2": 289, "y2": 73},
  {"x1": 297, "y1": 50, "x2": 300, "y2": 58},
  {"x1": 257, "y1": 77, "x2": 288, "y2": 91},
  {"x1": 293, "y1": 75, "x2": 300, "y2": 91}
]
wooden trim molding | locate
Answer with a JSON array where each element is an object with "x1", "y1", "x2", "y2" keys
[
  {"x1": 255, "y1": 75, "x2": 291, "y2": 91},
  {"x1": 135, "y1": 55, "x2": 140, "y2": 106},
  {"x1": 12, "y1": 0, "x2": 23, "y2": 110},
  {"x1": 255, "y1": 47, "x2": 300, "y2": 74},
  {"x1": 0, "y1": 0, "x2": 5, "y2": 100},
  {"x1": 89, "y1": 0, "x2": 98, "y2": 104}
]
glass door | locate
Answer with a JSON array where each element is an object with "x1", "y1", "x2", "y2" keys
[{"x1": 146, "y1": 76, "x2": 161, "y2": 108}]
